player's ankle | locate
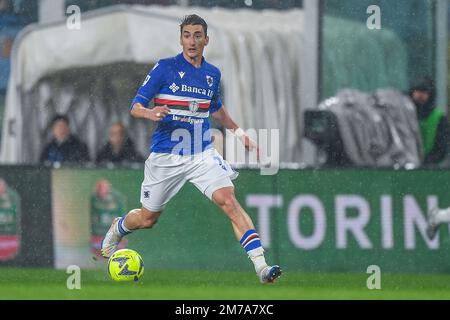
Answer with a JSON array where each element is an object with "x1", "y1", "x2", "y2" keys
[
  {"x1": 116, "y1": 216, "x2": 132, "y2": 236},
  {"x1": 250, "y1": 255, "x2": 268, "y2": 274},
  {"x1": 256, "y1": 263, "x2": 269, "y2": 275}
]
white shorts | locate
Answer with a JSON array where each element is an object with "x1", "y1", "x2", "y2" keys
[{"x1": 140, "y1": 148, "x2": 238, "y2": 212}]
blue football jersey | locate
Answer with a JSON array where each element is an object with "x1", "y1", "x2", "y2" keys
[{"x1": 131, "y1": 53, "x2": 223, "y2": 155}]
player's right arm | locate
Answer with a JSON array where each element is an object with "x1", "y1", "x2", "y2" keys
[
  {"x1": 129, "y1": 61, "x2": 170, "y2": 122},
  {"x1": 130, "y1": 103, "x2": 169, "y2": 122}
]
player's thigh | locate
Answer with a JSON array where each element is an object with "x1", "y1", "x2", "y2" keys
[
  {"x1": 141, "y1": 153, "x2": 186, "y2": 212},
  {"x1": 187, "y1": 152, "x2": 234, "y2": 200}
]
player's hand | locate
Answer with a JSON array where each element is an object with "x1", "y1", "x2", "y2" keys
[
  {"x1": 150, "y1": 105, "x2": 170, "y2": 121},
  {"x1": 241, "y1": 134, "x2": 260, "y2": 160}
]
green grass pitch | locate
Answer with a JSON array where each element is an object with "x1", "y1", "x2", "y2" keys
[{"x1": 1, "y1": 268, "x2": 450, "y2": 300}]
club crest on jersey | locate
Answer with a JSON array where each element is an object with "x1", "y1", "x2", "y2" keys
[
  {"x1": 178, "y1": 71, "x2": 185, "y2": 79},
  {"x1": 206, "y1": 75, "x2": 213, "y2": 87},
  {"x1": 189, "y1": 101, "x2": 200, "y2": 113}
]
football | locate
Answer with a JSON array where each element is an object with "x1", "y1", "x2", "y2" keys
[{"x1": 107, "y1": 249, "x2": 144, "y2": 282}]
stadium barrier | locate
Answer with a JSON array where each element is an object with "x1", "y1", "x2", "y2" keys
[
  {"x1": 1, "y1": 166, "x2": 449, "y2": 273},
  {"x1": 0, "y1": 166, "x2": 53, "y2": 267},
  {"x1": 50, "y1": 167, "x2": 450, "y2": 274}
]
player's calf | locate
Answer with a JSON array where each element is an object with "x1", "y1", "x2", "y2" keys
[
  {"x1": 101, "y1": 209, "x2": 148, "y2": 258},
  {"x1": 141, "y1": 214, "x2": 159, "y2": 229},
  {"x1": 213, "y1": 188, "x2": 282, "y2": 283},
  {"x1": 126, "y1": 208, "x2": 161, "y2": 229},
  {"x1": 101, "y1": 208, "x2": 161, "y2": 259}
]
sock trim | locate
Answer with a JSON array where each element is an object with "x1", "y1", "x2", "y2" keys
[
  {"x1": 242, "y1": 234, "x2": 259, "y2": 247},
  {"x1": 240, "y1": 229, "x2": 257, "y2": 245},
  {"x1": 117, "y1": 216, "x2": 131, "y2": 236},
  {"x1": 240, "y1": 229, "x2": 262, "y2": 253}
]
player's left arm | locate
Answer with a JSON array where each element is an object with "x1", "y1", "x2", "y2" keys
[
  {"x1": 209, "y1": 70, "x2": 259, "y2": 158},
  {"x1": 211, "y1": 106, "x2": 260, "y2": 159}
]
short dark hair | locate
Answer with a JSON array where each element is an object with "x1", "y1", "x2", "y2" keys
[
  {"x1": 51, "y1": 114, "x2": 69, "y2": 127},
  {"x1": 180, "y1": 14, "x2": 208, "y2": 36}
]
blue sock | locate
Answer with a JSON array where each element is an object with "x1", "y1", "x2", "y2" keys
[
  {"x1": 240, "y1": 229, "x2": 262, "y2": 254},
  {"x1": 240, "y1": 229, "x2": 267, "y2": 273},
  {"x1": 116, "y1": 216, "x2": 132, "y2": 236}
]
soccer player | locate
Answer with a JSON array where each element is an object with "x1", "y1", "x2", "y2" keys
[
  {"x1": 101, "y1": 14, "x2": 281, "y2": 283},
  {"x1": 426, "y1": 206, "x2": 450, "y2": 240}
]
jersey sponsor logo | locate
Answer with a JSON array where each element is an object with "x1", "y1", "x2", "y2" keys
[
  {"x1": 178, "y1": 71, "x2": 185, "y2": 79},
  {"x1": 143, "y1": 191, "x2": 150, "y2": 199},
  {"x1": 172, "y1": 114, "x2": 205, "y2": 124},
  {"x1": 169, "y1": 83, "x2": 180, "y2": 93},
  {"x1": 169, "y1": 109, "x2": 209, "y2": 119},
  {"x1": 181, "y1": 84, "x2": 213, "y2": 98},
  {"x1": 142, "y1": 75, "x2": 150, "y2": 86},
  {"x1": 206, "y1": 75, "x2": 213, "y2": 87},
  {"x1": 189, "y1": 101, "x2": 199, "y2": 113}
]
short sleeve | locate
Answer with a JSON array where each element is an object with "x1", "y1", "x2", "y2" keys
[{"x1": 130, "y1": 60, "x2": 165, "y2": 109}]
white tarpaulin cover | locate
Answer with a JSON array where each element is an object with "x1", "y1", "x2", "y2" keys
[{"x1": 0, "y1": 5, "x2": 303, "y2": 164}]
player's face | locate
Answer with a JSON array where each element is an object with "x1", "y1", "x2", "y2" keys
[{"x1": 180, "y1": 24, "x2": 209, "y2": 61}]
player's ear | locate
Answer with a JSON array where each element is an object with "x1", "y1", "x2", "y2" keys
[{"x1": 205, "y1": 35, "x2": 209, "y2": 46}]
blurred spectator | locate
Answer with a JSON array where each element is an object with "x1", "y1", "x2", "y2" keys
[
  {"x1": 90, "y1": 178, "x2": 126, "y2": 257},
  {"x1": 96, "y1": 122, "x2": 143, "y2": 165},
  {"x1": 0, "y1": 0, "x2": 24, "y2": 94},
  {"x1": 409, "y1": 77, "x2": 450, "y2": 165},
  {"x1": 39, "y1": 114, "x2": 90, "y2": 165}
]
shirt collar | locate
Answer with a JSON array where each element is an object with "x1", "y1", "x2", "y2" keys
[{"x1": 177, "y1": 52, "x2": 205, "y2": 69}]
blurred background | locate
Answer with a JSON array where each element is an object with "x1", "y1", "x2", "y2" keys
[{"x1": 1, "y1": 0, "x2": 450, "y2": 295}]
